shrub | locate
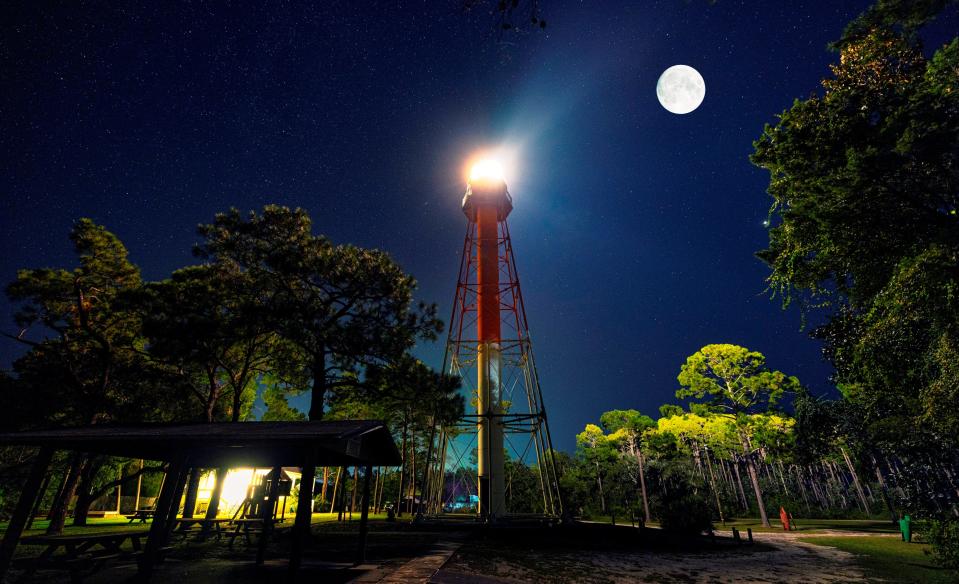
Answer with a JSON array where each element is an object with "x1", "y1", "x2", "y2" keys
[
  {"x1": 926, "y1": 519, "x2": 959, "y2": 570},
  {"x1": 655, "y1": 471, "x2": 713, "y2": 535}
]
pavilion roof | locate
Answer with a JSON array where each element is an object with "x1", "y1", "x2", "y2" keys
[{"x1": 0, "y1": 420, "x2": 401, "y2": 467}]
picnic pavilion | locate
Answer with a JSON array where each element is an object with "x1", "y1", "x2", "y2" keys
[{"x1": 0, "y1": 420, "x2": 402, "y2": 581}]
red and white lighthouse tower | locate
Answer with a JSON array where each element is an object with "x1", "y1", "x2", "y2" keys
[{"x1": 423, "y1": 159, "x2": 563, "y2": 522}]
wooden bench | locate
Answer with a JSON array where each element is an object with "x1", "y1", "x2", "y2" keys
[{"x1": 18, "y1": 529, "x2": 149, "y2": 582}]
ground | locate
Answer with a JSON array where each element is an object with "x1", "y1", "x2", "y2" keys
[
  {"x1": 3, "y1": 517, "x2": 956, "y2": 583},
  {"x1": 437, "y1": 521, "x2": 955, "y2": 584}
]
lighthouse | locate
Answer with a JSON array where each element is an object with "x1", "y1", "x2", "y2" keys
[
  {"x1": 461, "y1": 160, "x2": 512, "y2": 519},
  {"x1": 421, "y1": 156, "x2": 563, "y2": 523}
]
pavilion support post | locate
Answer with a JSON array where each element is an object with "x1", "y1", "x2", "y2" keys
[
  {"x1": 0, "y1": 446, "x2": 54, "y2": 579},
  {"x1": 256, "y1": 466, "x2": 282, "y2": 566},
  {"x1": 25, "y1": 473, "x2": 51, "y2": 530},
  {"x1": 139, "y1": 458, "x2": 188, "y2": 580},
  {"x1": 290, "y1": 449, "x2": 317, "y2": 577},
  {"x1": 355, "y1": 465, "x2": 373, "y2": 565},
  {"x1": 181, "y1": 467, "x2": 202, "y2": 518},
  {"x1": 202, "y1": 467, "x2": 227, "y2": 537},
  {"x1": 162, "y1": 464, "x2": 190, "y2": 543}
]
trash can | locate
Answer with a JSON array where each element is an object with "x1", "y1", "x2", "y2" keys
[{"x1": 899, "y1": 515, "x2": 912, "y2": 542}]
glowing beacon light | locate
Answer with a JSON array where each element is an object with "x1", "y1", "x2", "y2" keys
[{"x1": 469, "y1": 158, "x2": 506, "y2": 184}]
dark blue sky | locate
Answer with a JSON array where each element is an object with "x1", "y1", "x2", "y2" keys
[{"x1": 3, "y1": 2, "x2": 955, "y2": 450}]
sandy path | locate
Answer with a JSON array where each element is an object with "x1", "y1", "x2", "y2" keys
[{"x1": 435, "y1": 531, "x2": 871, "y2": 584}]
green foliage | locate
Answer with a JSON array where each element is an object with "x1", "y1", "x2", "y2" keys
[
  {"x1": 753, "y1": 13, "x2": 959, "y2": 524},
  {"x1": 600, "y1": 409, "x2": 655, "y2": 436},
  {"x1": 261, "y1": 386, "x2": 306, "y2": 421},
  {"x1": 658, "y1": 404, "x2": 684, "y2": 419},
  {"x1": 839, "y1": 0, "x2": 958, "y2": 46},
  {"x1": 676, "y1": 344, "x2": 799, "y2": 414},
  {"x1": 4, "y1": 219, "x2": 161, "y2": 427},
  {"x1": 505, "y1": 459, "x2": 543, "y2": 513},
  {"x1": 655, "y1": 469, "x2": 713, "y2": 535},
  {"x1": 139, "y1": 264, "x2": 272, "y2": 422},
  {"x1": 926, "y1": 519, "x2": 959, "y2": 570},
  {"x1": 827, "y1": 246, "x2": 959, "y2": 442},
  {"x1": 195, "y1": 205, "x2": 443, "y2": 419},
  {"x1": 752, "y1": 30, "x2": 958, "y2": 310},
  {"x1": 576, "y1": 424, "x2": 616, "y2": 462}
]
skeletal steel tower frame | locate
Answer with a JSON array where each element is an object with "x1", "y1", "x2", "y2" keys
[{"x1": 421, "y1": 176, "x2": 563, "y2": 521}]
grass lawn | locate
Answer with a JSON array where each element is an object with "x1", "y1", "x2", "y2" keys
[
  {"x1": 0, "y1": 517, "x2": 148, "y2": 538},
  {"x1": 0, "y1": 511, "x2": 390, "y2": 536},
  {"x1": 799, "y1": 535, "x2": 956, "y2": 584},
  {"x1": 1, "y1": 511, "x2": 392, "y2": 559},
  {"x1": 721, "y1": 517, "x2": 899, "y2": 534},
  {"x1": 582, "y1": 515, "x2": 899, "y2": 535}
]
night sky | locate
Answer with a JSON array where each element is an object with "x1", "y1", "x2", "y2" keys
[{"x1": 3, "y1": 2, "x2": 956, "y2": 451}]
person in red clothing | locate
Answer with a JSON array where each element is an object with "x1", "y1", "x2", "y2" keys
[{"x1": 779, "y1": 506, "x2": 791, "y2": 531}]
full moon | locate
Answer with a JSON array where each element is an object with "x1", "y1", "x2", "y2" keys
[{"x1": 656, "y1": 65, "x2": 705, "y2": 114}]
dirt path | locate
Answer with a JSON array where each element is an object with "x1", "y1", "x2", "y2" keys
[{"x1": 434, "y1": 531, "x2": 871, "y2": 584}]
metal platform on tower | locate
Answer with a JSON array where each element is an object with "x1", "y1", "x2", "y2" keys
[{"x1": 420, "y1": 160, "x2": 563, "y2": 523}]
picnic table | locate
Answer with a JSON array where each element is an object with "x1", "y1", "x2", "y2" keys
[
  {"x1": 171, "y1": 517, "x2": 232, "y2": 541},
  {"x1": 18, "y1": 529, "x2": 149, "y2": 582},
  {"x1": 125, "y1": 509, "x2": 155, "y2": 524}
]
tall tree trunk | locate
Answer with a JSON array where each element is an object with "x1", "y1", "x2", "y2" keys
[
  {"x1": 740, "y1": 434, "x2": 770, "y2": 527},
  {"x1": 744, "y1": 457, "x2": 770, "y2": 527},
  {"x1": 72, "y1": 458, "x2": 103, "y2": 526},
  {"x1": 873, "y1": 461, "x2": 898, "y2": 524},
  {"x1": 704, "y1": 449, "x2": 725, "y2": 525},
  {"x1": 797, "y1": 466, "x2": 812, "y2": 513},
  {"x1": 396, "y1": 413, "x2": 409, "y2": 516},
  {"x1": 732, "y1": 459, "x2": 749, "y2": 511},
  {"x1": 337, "y1": 467, "x2": 348, "y2": 521},
  {"x1": 776, "y1": 461, "x2": 790, "y2": 496},
  {"x1": 692, "y1": 444, "x2": 705, "y2": 480},
  {"x1": 841, "y1": 447, "x2": 871, "y2": 516},
  {"x1": 134, "y1": 460, "x2": 144, "y2": 511},
  {"x1": 375, "y1": 468, "x2": 385, "y2": 513},
  {"x1": 320, "y1": 467, "x2": 329, "y2": 506},
  {"x1": 407, "y1": 436, "x2": 416, "y2": 514},
  {"x1": 810, "y1": 465, "x2": 828, "y2": 509},
  {"x1": 308, "y1": 348, "x2": 326, "y2": 420},
  {"x1": 230, "y1": 359, "x2": 252, "y2": 422},
  {"x1": 885, "y1": 456, "x2": 907, "y2": 499},
  {"x1": 47, "y1": 454, "x2": 84, "y2": 534},
  {"x1": 232, "y1": 388, "x2": 243, "y2": 422},
  {"x1": 115, "y1": 466, "x2": 122, "y2": 513},
  {"x1": 595, "y1": 462, "x2": 606, "y2": 513},
  {"x1": 329, "y1": 467, "x2": 342, "y2": 514},
  {"x1": 350, "y1": 466, "x2": 359, "y2": 519},
  {"x1": 635, "y1": 447, "x2": 651, "y2": 524}
]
